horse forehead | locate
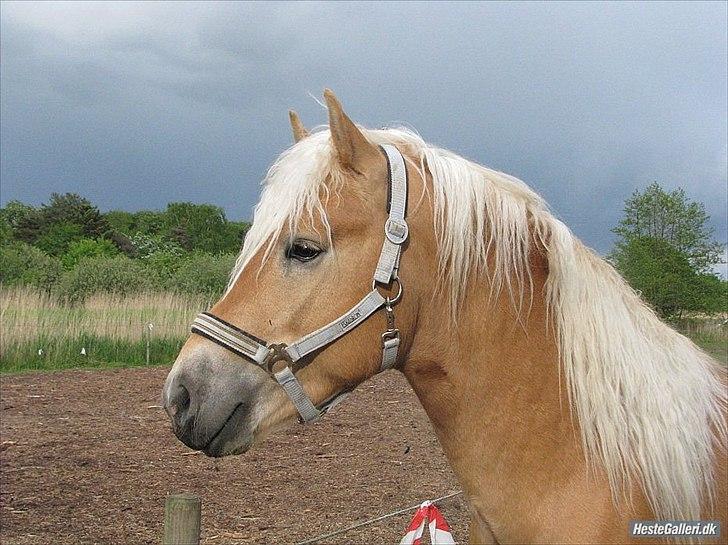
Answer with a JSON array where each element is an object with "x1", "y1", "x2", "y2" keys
[
  {"x1": 325, "y1": 186, "x2": 373, "y2": 225},
  {"x1": 284, "y1": 171, "x2": 371, "y2": 229}
]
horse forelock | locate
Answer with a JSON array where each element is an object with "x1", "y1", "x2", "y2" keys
[{"x1": 229, "y1": 124, "x2": 727, "y2": 522}]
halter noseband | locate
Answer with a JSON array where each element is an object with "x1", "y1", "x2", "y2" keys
[{"x1": 190, "y1": 144, "x2": 409, "y2": 423}]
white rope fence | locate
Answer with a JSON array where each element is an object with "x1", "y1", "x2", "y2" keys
[{"x1": 294, "y1": 491, "x2": 463, "y2": 545}]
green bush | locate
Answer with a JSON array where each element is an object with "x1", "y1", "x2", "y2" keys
[
  {"x1": 168, "y1": 252, "x2": 237, "y2": 297},
  {"x1": 129, "y1": 232, "x2": 183, "y2": 258},
  {"x1": 62, "y1": 238, "x2": 119, "y2": 269},
  {"x1": 56, "y1": 256, "x2": 159, "y2": 303},
  {"x1": 142, "y1": 248, "x2": 186, "y2": 282},
  {"x1": 0, "y1": 243, "x2": 64, "y2": 290},
  {"x1": 34, "y1": 221, "x2": 85, "y2": 256}
]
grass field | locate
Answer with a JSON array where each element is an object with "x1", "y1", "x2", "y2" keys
[
  {"x1": 692, "y1": 334, "x2": 728, "y2": 365},
  {"x1": 674, "y1": 316, "x2": 728, "y2": 365},
  {"x1": 0, "y1": 287, "x2": 212, "y2": 372},
  {"x1": 1, "y1": 287, "x2": 725, "y2": 372}
]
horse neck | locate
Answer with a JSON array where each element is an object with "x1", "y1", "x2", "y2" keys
[{"x1": 401, "y1": 250, "x2": 629, "y2": 541}]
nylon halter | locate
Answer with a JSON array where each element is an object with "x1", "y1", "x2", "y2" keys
[{"x1": 190, "y1": 144, "x2": 409, "y2": 423}]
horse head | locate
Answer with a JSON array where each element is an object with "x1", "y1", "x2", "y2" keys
[{"x1": 162, "y1": 90, "x2": 433, "y2": 456}]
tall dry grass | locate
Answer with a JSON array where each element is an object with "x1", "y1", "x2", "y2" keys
[
  {"x1": 0, "y1": 286, "x2": 214, "y2": 371},
  {"x1": 2, "y1": 286, "x2": 724, "y2": 371}
]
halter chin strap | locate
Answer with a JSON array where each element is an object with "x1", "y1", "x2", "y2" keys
[{"x1": 190, "y1": 144, "x2": 409, "y2": 423}]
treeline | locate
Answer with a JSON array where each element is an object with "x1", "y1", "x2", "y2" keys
[
  {"x1": 0, "y1": 193, "x2": 249, "y2": 301},
  {"x1": 1, "y1": 185, "x2": 726, "y2": 319}
]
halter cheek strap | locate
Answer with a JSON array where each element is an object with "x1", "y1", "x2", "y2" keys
[{"x1": 190, "y1": 144, "x2": 409, "y2": 423}]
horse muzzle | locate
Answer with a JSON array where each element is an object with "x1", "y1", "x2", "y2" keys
[{"x1": 162, "y1": 344, "x2": 269, "y2": 457}]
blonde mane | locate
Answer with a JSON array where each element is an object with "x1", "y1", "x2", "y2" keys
[{"x1": 231, "y1": 127, "x2": 727, "y2": 521}]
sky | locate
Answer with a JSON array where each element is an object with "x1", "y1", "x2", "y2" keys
[{"x1": 1, "y1": 1, "x2": 726, "y2": 261}]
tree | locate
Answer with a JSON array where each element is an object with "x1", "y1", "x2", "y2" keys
[
  {"x1": 105, "y1": 209, "x2": 166, "y2": 237},
  {"x1": 163, "y1": 202, "x2": 247, "y2": 254},
  {"x1": 611, "y1": 182, "x2": 726, "y2": 317},
  {"x1": 613, "y1": 237, "x2": 700, "y2": 318},
  {"x1": 104, "y1": 210, "x2": 136, "y2": 234},
  {"x1": 613, "y1": 182, "x2": 722, "y2": 272},
  {"x1": 694, "y1": 274, "x2": 728, "y2": 315},
  {"x1": 9, "y1": 193, "x2": 112, "y2": 250},
  {"x1": 42, "y1": 193, "x2": 109, "y2": 237},
  {"x1": 34, "y1": 222, "x2": 85, "y2": 256},
  {"x1": 0, "y1": 200, "x2": 37, "y2": 236},
  {"x1": 1, "y1": 200, "x2": 42, "y2": 244}
]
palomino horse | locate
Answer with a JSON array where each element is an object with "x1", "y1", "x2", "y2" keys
[{"x1": 163, "y1": 90, "x2": 726, "y2": 544}]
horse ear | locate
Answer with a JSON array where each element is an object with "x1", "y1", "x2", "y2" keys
[
  {"x1": 323, "y1": 89, "x2": 379, "y2": 173},
  {"x1": 288, "y1": 110, "x2": 309, "y2": 142}
]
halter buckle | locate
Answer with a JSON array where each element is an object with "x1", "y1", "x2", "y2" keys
[
  {"x1": 385, "y1": 218, "x2": 409, "y2": 245},
  {"x1": 264, "y1": 343, "x2": 293, "y2": 374}
]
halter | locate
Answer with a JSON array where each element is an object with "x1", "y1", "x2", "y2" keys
[{"x1": 190, "y1": 144, "x2": 409, "y2": 423}]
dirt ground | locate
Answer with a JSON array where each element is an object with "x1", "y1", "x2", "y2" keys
[{"x1": 0, "y1": 367, "x2": 468, "y2": 544}]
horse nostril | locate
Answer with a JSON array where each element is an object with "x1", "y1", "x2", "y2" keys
[
  {"x1": 168, "y1": 383, "x2": 191, "y2": 423},
  {"x1": 177, "y1": 384, "x2": 191, "y2": 412},
  {"x1": 163, "y1": 372, "x2": 212, "y2": 450}
]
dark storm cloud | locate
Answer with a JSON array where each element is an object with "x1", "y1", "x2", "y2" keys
[{"x1": 1, "y1": 1, "x2": 726, "y2": 260}]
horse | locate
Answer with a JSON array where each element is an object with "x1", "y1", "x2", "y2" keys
[{"x1": 163, "y1": 90, "x2": 727, "y2": 544}]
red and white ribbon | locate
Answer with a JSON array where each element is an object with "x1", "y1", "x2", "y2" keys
[{"x1": 399, "y1": 501, "x2": 456, "y2": 545}]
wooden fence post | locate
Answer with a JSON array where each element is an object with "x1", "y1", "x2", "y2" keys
[{"x1": 163, "y1": 493, "x2": 201, "y2": 545}]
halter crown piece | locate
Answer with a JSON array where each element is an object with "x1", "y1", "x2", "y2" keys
[{"x1": 190, "y1": 144, "x2": 409, "y2": 423}]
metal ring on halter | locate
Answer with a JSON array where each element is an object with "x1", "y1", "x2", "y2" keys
[
  {"x1": 372, "y1": 277, "x2": 403, "y2": 306},
  {"x1": 264, "y1": 343, "x2": 294, "y2": 373}
]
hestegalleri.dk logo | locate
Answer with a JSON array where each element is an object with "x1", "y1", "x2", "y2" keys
[{"x1": 630, "y1": 520, "x2": 720, "y2": 538}]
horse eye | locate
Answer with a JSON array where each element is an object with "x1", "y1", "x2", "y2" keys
[{"x1": 286, "y1": 240, "x2": 323, "y2": 262}]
